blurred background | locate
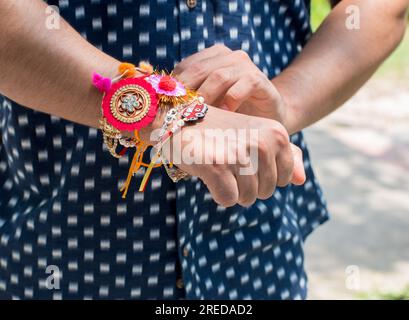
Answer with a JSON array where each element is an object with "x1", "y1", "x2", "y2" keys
[{"x1": 305, "y1": 0, "x2": 409, "y2": 299}]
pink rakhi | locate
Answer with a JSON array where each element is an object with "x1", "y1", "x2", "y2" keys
[{"x1": 101, "y1": 77, "x2": 158, "y2": 132}]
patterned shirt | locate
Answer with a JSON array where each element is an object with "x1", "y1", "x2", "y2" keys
[{"x1": 0, "y1": 0, "x2": 328, "y2": 299}]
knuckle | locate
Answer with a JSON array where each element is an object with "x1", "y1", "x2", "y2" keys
[
  {"x1": 258, "y1": 168, "x2": 276, "y2": 199},
  {"x1": 251, "y1": 72, "x2": 268, "y2": 88},
  {"x1": 212, "y1": 43, "x2": 231, "y2": 53},
  {"x1": 238, "y1": 194, "x2": 257, "y2": 207},
  {"x1": 258, "y1": 185, "x2": 276, "y2": 200},
  {"x1": 190, "y1": 62, "x2": 205, "y2": 77},
  {"x1": 276, "y1": 159, "x2": 294, "y2": 188},
  {"x1": 278, "y1": 159, "x2": 295, "y2": 186},
  {"x1": 276, "y1": 174, "x2": 292, "y2": 187},
  {"x1": 256, "y1": 139, "x2": 270, "y2": 159},
  {"x1": 220, "y1": 198, "x2": 238, "y2": 208},
  {"x1": 210, "y1": 70, "x2": 230, "y2": 83},
  {"x1": 217, "y1": 191, "x2": 238, "y2": 208},
  {"x1": 201, "y1": 178, "x2": 237, "y2": 208},
  {"x1": 269, "y1": 123, "x2": 289, "y2": 148},
  {"x1": 238, "y1": 176, "x2": 258, "y2": 207},
  {"x1": 225, "y1": 90, "x2": 241, "y2": 104},
  {"x1": 232, "y1": 49, "x2": 250, "y2": 61},
  {"x1": 258, "y1": 192, "x2": 272, "y2": 201}
]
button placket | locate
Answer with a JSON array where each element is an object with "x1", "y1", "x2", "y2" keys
[
  {"x1": 186, "y1": 0, "x2": 197, "y2": 9},
  {"x1": 176, "y1": 278, "x2": 184, "y2": 289},
  {"x1": 183, "y1": 246, "x2": 189, "y2": 257}
]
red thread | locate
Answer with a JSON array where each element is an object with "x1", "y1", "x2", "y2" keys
[{"x1": 119, "y1": 147, "x2": 128, "y2": 156}]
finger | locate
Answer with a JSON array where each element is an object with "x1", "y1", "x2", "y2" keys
[
  {"x1": 177, "y1": 50, "x2": 249, "y2": 89},
  {"x1": 275, "y1": 142, "x2": 306, "y2": 187},
  {"x1": 197, "y1": 66, "x2": 241, "y2": 106},
  {"x1": 176, "y1": 55, "x2": 238, "y2": 90},
  {"x1": 221, "y1": 77, "x2": 254, "y2": 112},
  {"x1": 234, "y1": 142, "x2": 260, "y2": 207},
  {"x1": 257, "y1": 155, "x2": 278, "y2": 200},
  {"x1": 275, "y1": 140, "x2": 295, "y2": 187},
  {"x1": 223, "y1": 69, "x2": 272, "y2": 112},
  {"x1": 202, "y1": 171, "x2": 239, "y2": 207},
  {"x1": 174, "y1": 44, "x2": 231, "y2": 74},
  {"x1": 290, "y1": 144, "x2": 306, "y2": 185},
  {"x1": 173, "y1": 45, "x2": 232, "y2": 87},
  {"x1": 235, "y1": 171, "x2": 258, "y2": 207}
]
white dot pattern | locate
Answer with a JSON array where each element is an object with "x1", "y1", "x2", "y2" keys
[{"x1": 0, "y1": 0, "x2": 328, "y2": 299}]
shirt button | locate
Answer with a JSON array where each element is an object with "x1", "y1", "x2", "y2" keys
[
  {"x1": 186, "y1": 0, "x2": 197, "y2": 9},
  {"x1": 176, "y1": 278, "x2": 184, "y2": 289},
  {"x1": 183, "y1": 247, "x2": 189, "y2": 257}
]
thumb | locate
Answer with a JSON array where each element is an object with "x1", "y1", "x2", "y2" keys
[{"x1": 290, "y1": 144, "x2": 306, "y2": 186}]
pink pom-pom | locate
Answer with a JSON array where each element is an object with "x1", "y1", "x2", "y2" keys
[{"x1": 92, "y1": 72, "x2": 112, "y2": 93}]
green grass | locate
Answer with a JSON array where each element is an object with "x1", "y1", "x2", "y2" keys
[
  {"x1": 310, "y1": 0, "x2": 409, "y2": 77},
  {"x1": 357, "y1": 286, "x2": 409, "y2": 300},
  {"x1": 376, "y1": 31, "x2": 409, "y2": 78},
  {"x1": 311, "y1": 0, "x2": 331, "y2": 31}
]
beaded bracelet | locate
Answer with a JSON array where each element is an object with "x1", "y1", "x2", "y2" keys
[
  {"x1": 92, "y1": 61, "x2": 207, "y2": 197},
  {"x1": 139, "y1": 96, "x2": 208, "y2": 191}
]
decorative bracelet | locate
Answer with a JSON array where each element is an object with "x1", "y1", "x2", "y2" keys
[
  {"x1": 92, "y1": 61, "x2": 207, "y2": 197},
  {"x1": 140, "y1": 96, "x2": 208, "y2": 190}
]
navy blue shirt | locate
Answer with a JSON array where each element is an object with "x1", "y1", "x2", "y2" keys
[{"x1": 0, "y1": 0, "x2": 328, "y2": 299}]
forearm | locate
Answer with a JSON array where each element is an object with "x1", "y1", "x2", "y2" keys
[
  {"x1": 0, "y1": 1, "x2": 118, "y2": 129},
  {"x1": 273, "y1": 0, "x2": 408, "y2": 134}
]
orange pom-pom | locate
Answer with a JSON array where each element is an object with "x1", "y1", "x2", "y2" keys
[
  {"x1": 138, "y1": 61, "x2": 154, "y2": 75},
  {"x1": 118, "y1": 62, "x2": 137, "y2": 78}
]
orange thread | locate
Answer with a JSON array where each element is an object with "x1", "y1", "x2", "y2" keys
[
  {"x1": 138, "y1": 61, "x2": 154, "y2": 75},
  {"x1": 139, "y1": 153, "x2": 159, "y2": 192},
  {"x1": 119, "y1": 62, "x2": 137, "y2": 78},
  {"x1": 119, "y1": 130, "x2": 162, "y2": 198},
  {"x1": 120, "y1": 130, "x2": 145, "y2": 198}
]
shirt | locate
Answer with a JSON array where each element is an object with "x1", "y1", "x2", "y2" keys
[{"x1": 0, "y1": 0, "x2": 328, "y2": 299}]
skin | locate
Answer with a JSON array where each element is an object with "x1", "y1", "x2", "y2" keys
[
  {"x1": 168, "y1": 107, "x2": 306, "y2": 207},
  {"x1": 174, "y1": 0, "x2": 409, "y2": 135},
  {"x1": 0, "y1": 0, "x2": 407, "y2": 207},
  {"x1": 0, "y1": 0, "x2": 305, "y2": 208}
]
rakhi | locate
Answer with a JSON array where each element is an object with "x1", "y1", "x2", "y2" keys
[
  {"x1": 94, "y1": 61, "x2": 155, "y2": 159},
  {"x1": 92, "y1": 61, "x2": 206, "y2": 197},
  {"x1": 139, "y1": 96, "x2": 208, "y2": 191},
  {"x1": 93, "y1": 62, "x2": 158, "y2": 197}
]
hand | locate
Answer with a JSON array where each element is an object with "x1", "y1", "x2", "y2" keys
[
  {"x1": 162, "y1": 106, "x2": 305, "y2": 208},
  {"x1": 173, "y1": 44, "x2": 288, "y2": 125}
]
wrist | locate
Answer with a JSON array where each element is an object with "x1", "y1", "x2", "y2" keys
[
  {"x1": 271, "y1": 73, "x2": 303, "y2": 135},
  {"x1": 93, "y1": 61, "x2": 210, "y2": 194}
]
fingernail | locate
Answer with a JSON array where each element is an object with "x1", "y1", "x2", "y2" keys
[{"x1": 221, "y1": 104, "x2": 230, "y2": 111}]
